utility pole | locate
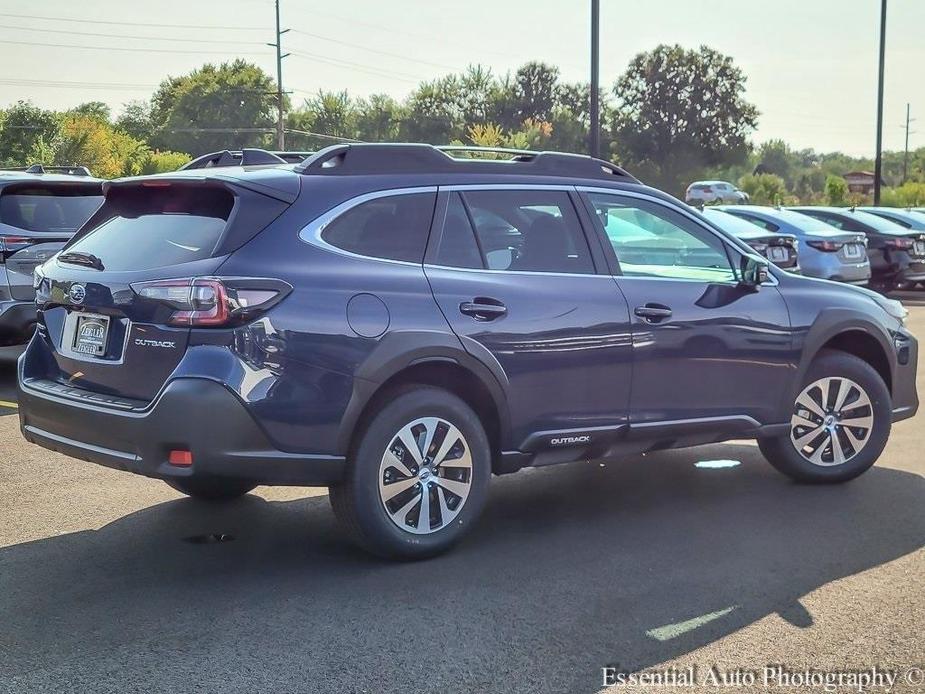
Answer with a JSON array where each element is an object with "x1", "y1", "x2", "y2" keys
[
  {"x1": 874, "y1": 0, "x2": 887, "y2": 205},
  {"x1": 268, "y1": 0, "x2": 290, "y2": 150},
  {"x1": 589, "y1": 0, "x2": 600, "y2": 159},
  {"x1": 901, "y1": 103, "x2": 915, "y2": 185}
]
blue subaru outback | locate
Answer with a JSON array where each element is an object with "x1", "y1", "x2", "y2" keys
[{"x1": 17, "y1": 145, "x2": 919, "y2": 558}]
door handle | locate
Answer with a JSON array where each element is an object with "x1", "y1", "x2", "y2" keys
[
  {"x1": 460, "y1": 298, "x2": 507, "y2": 321},
  {"x1": 634, "y1": 304, "x2": 672, "y2": 322}
]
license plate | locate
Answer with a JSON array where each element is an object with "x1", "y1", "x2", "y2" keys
[
  {"x1": 72, "y1": 313, "x2": 110, "y2": 356},
  {"x1": 915, "y1": 241, "x2": 925, "y2": 256},
  {"x1": 768, "y1": 246, "x2": 789, "y2": 262},
  {"x1": 843, "y1": 243, "x2": 863, "y2": 259}
]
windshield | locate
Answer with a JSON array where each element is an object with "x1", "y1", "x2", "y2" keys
[
  {"x1": 766, "y1": 208, "x2": 841, "y2": 232},
  {"x1": 0, "y1": 190, "x2": 103, "y2": 233},
  {"x1": 849, "y1": 210, "x2": 915, "y2": 234},
  {"x1": 702, "y1": 209, "x2": 767, "y2": 236}
]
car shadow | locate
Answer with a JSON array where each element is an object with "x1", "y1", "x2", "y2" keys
[{"x1": 1, "y1": 444, "x2": 923, "y2": 693}]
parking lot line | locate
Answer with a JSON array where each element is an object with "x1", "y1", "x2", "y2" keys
[{"x1": 0, "y1": 400, "x2": 18, "y2": 409}]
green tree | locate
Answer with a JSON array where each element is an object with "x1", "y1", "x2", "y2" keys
[
  {"x1": 825, "y1": 175, "x2": 849, "y2": 206},
  {"x1": 0, "y1": 101, "x2": 60, "y2": 166},
  {"x1": 738, "y1": 173, "x2": 787, "y2": 205},
  {"x1": 69, "y1": 101, "x2": 111, "y2": 123},
  {"x1": 149, "y1": 60, "x2": 282, "y2": 155},
  {"x1": 611, "y1": 44, "x2": 759, "y2": 195},
  {"x1": 354, "y1": 94, "x2": 404, "y2": 142},
  {"x1": 754, "y1": 139, "x2": 794, "y2": 185},
  {"x1": 115, "y1": 100, "x2": 155, "y2": 142}
]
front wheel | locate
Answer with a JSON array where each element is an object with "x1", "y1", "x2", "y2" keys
[
  {"x1": 329, "y1": 387, "x2": 491, "y2": 559},
  {"x1": 758, "y1": 350, "x2": 892, "y2": 483}
]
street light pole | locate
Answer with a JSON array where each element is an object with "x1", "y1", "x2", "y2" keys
[
  {"x1": 589, "y1": 0, "x2": 600, "y2": 159},
  {"x1": 874, "y1": 0, "x2": 887, "y2": 205}
]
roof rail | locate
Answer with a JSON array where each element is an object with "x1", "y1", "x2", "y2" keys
[
  {"x1": 180, "y1": 148, "x2": 288, "y2": 170},
  {"x1": 295, "y1": 143, "x2": 638, "y2": 182},
  {"x1": 270, "y1": 150, "x2": 315, "y2": 164},
  {"x1": 2, "y1": 164, "x2": 93, "y2": 176}
]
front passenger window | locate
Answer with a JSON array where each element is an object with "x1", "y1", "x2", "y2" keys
[{"x1": 586, "y1": 193, "x2": 736, "y2": 282}]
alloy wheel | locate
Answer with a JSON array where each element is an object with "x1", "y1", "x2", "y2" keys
[
  {"x1": 790, "y1": 376, "x2": 874, "y2": 466},
  {"x1": 378, "y1": 417, "x2": 473, "y2": 534}
]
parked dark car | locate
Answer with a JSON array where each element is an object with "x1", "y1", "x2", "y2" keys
[
  {"x1": 717, "y1": 205, "x2": 871, "y2": 285},
  {"x1": 789, "y1": 206, "x2": 925, "y2": 290},
  {"x1": 17, "y1": 145, "x2": 918, "y2": 558},
  {"x1": 859, "y1": 207, "x2": 925, "y2": 232},
  {"x1": 0, "y1": 165, "x2": 103, "y2": 350},
  {"x1": 700, "y1": 208, "x2": 799, "y2": 272}
]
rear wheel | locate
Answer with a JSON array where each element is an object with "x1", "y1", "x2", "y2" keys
[
  {"x1": 165, "y1": 477, "x2": 256, "y2": 501},
  {"x1": 758, "y1": 350, "x2": 891, "y2": 483},
  {"x1": 329, "y1": 387, "x2": 491, "y2": 559}
]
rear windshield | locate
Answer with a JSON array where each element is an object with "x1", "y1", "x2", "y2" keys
[
  {"x1": 0, "y1": 187, "x2": 103, "y2": 233},
  {"x1": 769, "y1": 209, "x2": 839, "y2": 232},
  {"x1": 702, "y1": 209, "x2": 766, "y2": 236},
  {"x1": 65, "y1": 186, "x2": 234, "y2": 271}
]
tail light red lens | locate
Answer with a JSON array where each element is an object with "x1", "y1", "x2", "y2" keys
[
  {"x1": 885, "y1": 237, "x2": 914, "y2": 250},
  {"x1": 130, "y1": 277, "x2": 291, "y2": 327}
]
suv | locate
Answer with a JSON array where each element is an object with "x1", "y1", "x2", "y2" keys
[
  {"x1": 0, "y1": 165, "x2": 103, "y2": 351},
  {"x1": 685, "y1": 180, "x2": 748, "y2": 205},
  {"x1": 17, "y1": 145, "x2": 918, "y2": 559}
]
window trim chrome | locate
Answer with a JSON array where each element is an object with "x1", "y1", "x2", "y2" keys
[{"x1": 298, "y1": 186, "x2": 437, "y2": 266}]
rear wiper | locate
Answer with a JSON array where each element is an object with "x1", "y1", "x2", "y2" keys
[{"x1": 58, "y1": 251, "x2": 105, "y2": 271}]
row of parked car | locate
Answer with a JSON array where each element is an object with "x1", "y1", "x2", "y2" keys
[
  {"x1": 700, "y1": 205, "x2": 925, "y2": 290},
  {"x1": 2, "y1": 158, "x2": 924, "y2": 355}
]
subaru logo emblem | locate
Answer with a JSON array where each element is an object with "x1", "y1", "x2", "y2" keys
[{"x1": 69, "y1": 284, "x2": 86, "y2": 304}]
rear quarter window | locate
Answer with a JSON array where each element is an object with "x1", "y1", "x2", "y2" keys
[{"x1": 320, "y1": 192, "x2": 436, "y2": 263}]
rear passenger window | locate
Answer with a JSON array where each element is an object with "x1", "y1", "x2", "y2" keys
[
  {"x1": 321, "y1": 192, "x2": 436, "y2": 262},
  {"x1": 459, "y1": 190, "x2": 593, "y2": 273}
]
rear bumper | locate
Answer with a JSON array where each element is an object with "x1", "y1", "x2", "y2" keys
[
  {"x1": 17, "y1": 374, "x2": 346, "y2": 486},
  {"x1": 0, "y1": 300, "x2": 37, "y2": 345}
]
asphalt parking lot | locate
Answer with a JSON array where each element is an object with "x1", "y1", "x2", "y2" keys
[{"x1": 1, "y1": 298, "x2": 923, "y2": 694}]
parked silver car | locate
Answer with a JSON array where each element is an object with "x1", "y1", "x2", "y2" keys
[
  {"x1": 685, "y1": 180, "x2": 749, "y2": 205},
  {"x1": 716, "y1": 205, "x2": 871, "y2": 285}
]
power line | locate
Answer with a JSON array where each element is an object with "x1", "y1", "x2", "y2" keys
[
  {"x1": 0, "y1": 12, "x2": 265, "y2": 31},
  {"x1": 2, "y1": 38, "x2": 266, "y2": 56},
  {"x1": 0, "y1": 77, "x2": 157, "y2": 91},
  {"x1": 0, "y1": 23, "x2": 266, "y2": 45},
  {"x1": 289, "y1": 51, "x2": 422, "y2": 84},
  {"x1": 288, "y1": 29, "x2": 460, "y2": 72}
]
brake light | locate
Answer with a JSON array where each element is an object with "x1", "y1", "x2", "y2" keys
[
  {"x1": 0, "y1": 235, "x2": 35, "y2": 261},
  {"x1": 130, "y1": 277, "x2": 291, "y2": 327},
  {"x1": 806, "y1": 240, "x2": 844, "y2": 252},
  {"x1": 885, "y1": 237, "x2": 914, "y2": 250}
]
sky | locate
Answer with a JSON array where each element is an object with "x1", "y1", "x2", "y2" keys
[{"x1": 0, "y1": 0, "x2": 922, "y2": 158}]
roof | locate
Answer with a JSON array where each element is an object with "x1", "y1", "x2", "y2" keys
[{"x1": 0, "y1": 170, "x2": 104, "y2": 186}]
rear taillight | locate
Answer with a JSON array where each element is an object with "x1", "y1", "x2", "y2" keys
[
  {"x1": 885, "y1": 237, "x2": 914, "y2": 250},
  {"x1": 130, "y1": 277, "x2": 291, "y2": 327},
  {"x1": 0, "y1": 235, "x2": 35, "y2": 261},
  {"x1": 806, "y1": 240, "x2": 844, "y2": 252}
]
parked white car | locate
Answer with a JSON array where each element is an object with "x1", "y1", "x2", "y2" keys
[{"x1": 685, "y1": 180, "x2": 749, "y2": 205}]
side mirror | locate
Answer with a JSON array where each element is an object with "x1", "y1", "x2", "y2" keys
[{"x1": 740, "y1": 254, "x2": 770, "y2": 289}]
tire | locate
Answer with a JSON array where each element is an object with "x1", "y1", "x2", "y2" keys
[
  {"x1": 329, "y1": 386, "x2": 491, "y2": 560},
  {"x1": 758, "y1": 349, "x2": 891, "y2": 483},
  {"x1": 165, "y1": 477, "x2": 256, "y2": 501}
]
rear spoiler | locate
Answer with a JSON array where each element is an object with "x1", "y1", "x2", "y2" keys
[{"x1": 103, "y1": 172, "x2": 300, "y2": 204}]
